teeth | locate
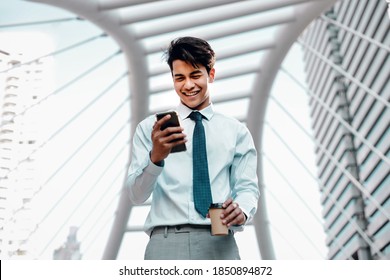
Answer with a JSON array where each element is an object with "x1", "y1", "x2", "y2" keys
[{"x1": 184, "y1": 91, "x2": 198, "y2": 96}]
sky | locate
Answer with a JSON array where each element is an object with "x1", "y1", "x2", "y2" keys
[{"x1": 0, "y1": 0, "x2": 327, "y2": 260}]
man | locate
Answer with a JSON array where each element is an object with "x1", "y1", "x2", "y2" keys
[{"x1": 127, "y1": 36, "x2": 259, "y2": 260}]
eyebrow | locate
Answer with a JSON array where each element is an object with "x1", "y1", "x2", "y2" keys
[{"x1": 173, "y1": 70, "x2": 203, "y2": 77}]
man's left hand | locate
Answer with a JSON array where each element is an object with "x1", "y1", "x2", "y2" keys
[{"x1": 220, "y1": 198, "x2": 246, "y2": 227}]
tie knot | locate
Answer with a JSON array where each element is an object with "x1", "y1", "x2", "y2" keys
[{"x1": 189, "y1": 111, "x2": 203, "y2": 122}]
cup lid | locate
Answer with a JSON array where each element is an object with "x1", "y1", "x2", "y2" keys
[{"x1": 209, "y1": 203, "x2": 224, "y2": 209}]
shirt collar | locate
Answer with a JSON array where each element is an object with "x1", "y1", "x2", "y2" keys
[{"x1": 176, "y1": 102, "x2": 214, "y2": 121}]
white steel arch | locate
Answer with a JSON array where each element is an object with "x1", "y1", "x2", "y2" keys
[{"x1": 29, "y1": 0, "x2": 339, "y2": 259}]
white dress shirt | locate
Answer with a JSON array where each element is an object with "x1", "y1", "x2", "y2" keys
[{"x1": 127, "y1": 103, "x2": 260, "y2": 235}]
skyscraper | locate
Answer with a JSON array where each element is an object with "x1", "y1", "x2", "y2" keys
[
  {"x1": 0, "y1": 48, "x2": 52, "y2": 259},
  {"x1": 53, "y1": 226, "x2": 82, "y2": 260},
  {"x1": 301, "y1": 0, "x2": 389, "y2": 259}
]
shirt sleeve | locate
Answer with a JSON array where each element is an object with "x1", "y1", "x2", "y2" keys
[
  {"x1": 126, "y1": 120, "x2": 163, "y2": 205},
  {"x1": 229, "y1": 124, "x2": 260, "y2": 227}
]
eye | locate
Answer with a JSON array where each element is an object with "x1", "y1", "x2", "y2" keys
[{"x1": 191, "y1": 75, "x2": 201, "y2": 79}]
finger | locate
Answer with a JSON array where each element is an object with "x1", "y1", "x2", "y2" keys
[
  {"x1": 223, "y1": 203, "x2": 240, "y2": 223},
  {"x1": 229, "y1": 212, "x2": 246, "y2": 227},
  {"x1": 163, "y1": 125, "x2": 185, "y2": 135},
  {"x1": 222, "y1": 198, "x2": 233, "y2": 209},
  {"x1": 221, "y1": 200, "x2": 238, "y2": 219},
  {"x1": 225, "y1": 208, "x2": 245, "y2": 227},
  {"x1": 227, "y1": 205, "x2": 240, "y2": 219},
  {"x1": 165, "y1": 131, "x2": 186, "y2": 143},
  {"x1": 153, "y1": 131, "x2": 180, "y2": 149},
  {"x1": 154, "y1": 114, "x2": 171, "y2": 130}
]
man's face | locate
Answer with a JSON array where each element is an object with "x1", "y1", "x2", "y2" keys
[{"x1": 172, "y1": 59, "x2": 215, "y2": 111}]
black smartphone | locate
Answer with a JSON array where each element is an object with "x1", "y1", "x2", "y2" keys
[{"x1": 155, "y1": 111, "x2": 187, "y2": 153}]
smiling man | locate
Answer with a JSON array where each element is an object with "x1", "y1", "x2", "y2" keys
[{"x1": 127, "y1": 36, "x2": 260, "y2": 260}]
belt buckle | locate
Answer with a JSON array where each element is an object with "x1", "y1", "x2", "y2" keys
[{"x1": 174, "y1": 224, "x2": 190, "y2": 233}]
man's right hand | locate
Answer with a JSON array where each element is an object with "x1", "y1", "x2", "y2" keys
[{"x1": 150, "y1": 114, "x2": 187, "y2": 164}]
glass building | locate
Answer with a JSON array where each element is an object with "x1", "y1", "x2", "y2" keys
[{"x1": 301, "y1": 0, "x2": 389, "y2": 259}]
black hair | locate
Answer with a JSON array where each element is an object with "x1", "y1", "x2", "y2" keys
[{"x1": 164, "y1": 36, "x2": 216, "y2": 74}]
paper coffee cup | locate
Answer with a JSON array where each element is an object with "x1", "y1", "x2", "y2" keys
[{"x1": 209, "y1": 203, "x2": 229, "y2": 236}]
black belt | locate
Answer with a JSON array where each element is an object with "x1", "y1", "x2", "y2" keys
[
  {"x1": 151, "y1": 224, "x2": 234, "y2": 237},
  {"x1": 152, "y1": 224, "x2": 211, "y2": 236}
]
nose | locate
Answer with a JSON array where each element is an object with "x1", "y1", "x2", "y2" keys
[{"x1": 184, "y1": 78, "x2": 195, "y2": 89}]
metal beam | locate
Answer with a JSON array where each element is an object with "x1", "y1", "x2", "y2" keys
[
  {"x1": 134, "y1": 0, "x2": 313, "y2": 39},
  {"x1": 144, "y1": 10, "x2": 296, "y2": 54},
  {"x1": 246, "y1": 0, "x2": 339, "y2": 260},
  {"x1": 119, "y1": 0, "x2": 246, "y2": 25},
  {"x1": 98, "y1": 0, "x2": 163, "y2": 11}
]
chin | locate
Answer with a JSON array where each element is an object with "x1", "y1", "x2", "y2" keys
[
  {"x1": 180, "y1": 99, "x2": 197, "y2": 108},
  {"x1": 181, "y1": 96, "x2": 208, "y2": 110},
  {"x1": 183, "y1": 103, "x2": 199, "y2": 110}
]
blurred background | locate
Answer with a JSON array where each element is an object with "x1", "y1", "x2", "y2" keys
[{"x1": 0, "y1": 0, "x2": 388, "y2": 260}]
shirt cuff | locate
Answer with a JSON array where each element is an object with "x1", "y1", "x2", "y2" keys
[
  {"x1": 149, "y1": 151, "x2": 164, "y2": 167},
  {"x1": 145, "y1": 158, "x2": 164, "y2": 176},
  {"x1": 229, "y1": 224, "x2": 244, "y2": 232}
]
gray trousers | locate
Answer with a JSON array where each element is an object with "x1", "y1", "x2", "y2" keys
[{"x1": 144, "y1": 224, "x2": 241, "y2": 260}]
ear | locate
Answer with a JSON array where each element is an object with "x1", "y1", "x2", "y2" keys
[{"x1": 208, "y1": 68, "x2": 215, "y2": 83}]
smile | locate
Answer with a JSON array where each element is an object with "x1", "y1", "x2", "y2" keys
[{"x1": 182, "y1": 90, "x2": 200, "y2": 96}]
